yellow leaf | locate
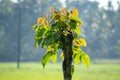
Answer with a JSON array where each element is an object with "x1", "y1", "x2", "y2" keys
[
  {"x1": 72, "y1": 8, "x2": 79, "y2": 17},
  {"x1": 44, "y1": 21, "x2": 49, "y2": 26},
  {"x1": 35, "y1": 26, "x2": 39, "y2": 32},
  {"x1": 37, "y1": 17, "x2": 45, "y2": 24},
  {"x1": 74, "y1": 40, "x2": 81, "y2": 46},
  {"x1": 60, "y1": 16, "x2": 65, "y2": 21},
  {"x1": 60, "y1": 52, "x2": 64, "y2": 61},
  {"x1": 50, "y1": 7, "x2": 54, "y2": 12},
  {"x1": 74, "y1": 38, "x2": 87, "y2": 47},
  {"x1": 46, "y1": 46, "x2": 51, "y2": 52},
  {"x1": 63, "y1": 31, "x2": 70, "y2": 36},
  {"x1": 61, "y1": 8, "x2": 66, "y2": 15},
  {"x1": 46, "y1": 46, "x2": 54, "y2": 52},
  {"x1": 79, "y1": 38, "x2": 87, "y2": 47},
  {"x1": 52, "y1": 12, "x2": 60, "y2": 19},
  {"x1": 77, "y1": 19, "x2": 83, "y2": 26},
  {"x1": 46, "y1": 14, "x2": 51, "y2": 18}
]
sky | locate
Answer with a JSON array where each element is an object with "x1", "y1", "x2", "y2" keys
[
  {"x1": 61, "y1": 0, "x2": 119, "y2": 10},
  {"x1": 11, "y1": 0, "x2": 119, "y2": 10},
  {"x1": 93, "y1": 0, "x2": 119, "y2": 10}
]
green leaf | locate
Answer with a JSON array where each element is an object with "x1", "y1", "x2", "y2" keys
[
  {"x1": 41, "y1": 53, "x2": 51, "y2": 68},
  {"x1": 73, "y1": 32, "x2": 78, "y2": 39},
  {"x1": 44, "y1": 25, "x2": 50, "y2": 31},
  {"x1": 52, "y1": 33, "x2": 60, "y2": 43},
  {"x1": 34, "y1": 37, "x2": 43, "y2": 48},
  {"x1": 51, "y1": 23, "x2": 57, "y2": 30},
  {"x1": 69, "y1": 19, "x2": 77, "y2": 29},
  {"x1": 60, "y1": 15, "x2": 65, "y2": 21},
  {"x1": 32, "y1": 8, "x2": 89, "y2": 70},
  {"x1": 34, "y1": 41, "x2": 39, "y2": 48},
  {"x1": 32, "y1": 24, "x2": 38, "y2": 30},
  {"x1": 71, "y1": 64, "x2": 74, "y2": 75},
  {"x1": 81, "y1": 53, "x2": 90, "y2": 67},
  {"x1": 45, "y1": 36, "x2": 51, "y2": 46},
  {"x1": 37, "y1": 28, "x2": 46, "y2": 37},
  {"x1": 77, "y1": 19, "x2": 83, "y2": 26},
  {"x1": 75, "y1": 26, "x2": 81, "y2": 35},
  {"x1": 41, "y1": 35, "x2": 51, "y2": 48},
  {"x1": 73, "y1": 53, "x2": 81, "y2": 64},
  {"x1": 51, "y1": 53, "x2": 57, "y2": 63},
  {"x1": 72, "y1": 46, "x2": 81, "y2": 54}
]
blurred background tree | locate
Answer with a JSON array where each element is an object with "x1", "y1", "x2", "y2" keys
[{"x1": 0, "y1": 0, "x2": 120, "y2": 62}]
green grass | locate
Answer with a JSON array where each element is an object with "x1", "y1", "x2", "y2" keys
[{"x1": 0, "y1": 62, "x2": 120, "y2": 80}]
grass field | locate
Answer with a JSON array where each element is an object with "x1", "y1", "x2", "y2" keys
[{"x1": 0, "y1": 62, "x2": 120, "y2": 80}]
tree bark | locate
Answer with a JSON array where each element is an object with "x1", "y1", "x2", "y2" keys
[
  {"x1": 62, "y1": 33, "x2": 73, "y2": 80},
  {"x1": 17, "y1": 0, "x2": 21, "y2": 69}
]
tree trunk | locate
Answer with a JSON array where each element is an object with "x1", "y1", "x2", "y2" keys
[
  {"x1": 62, "y1": 33, "x2": 73, "y2": 80},
  {"x1": 17, "y1": 0, "x2": 21, "y2": 69}
]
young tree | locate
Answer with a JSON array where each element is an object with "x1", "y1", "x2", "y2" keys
[{"x1": 32, "y1": 7, "x2": 90, "y2": 80}]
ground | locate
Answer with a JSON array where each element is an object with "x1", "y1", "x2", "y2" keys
[{"x1": 0, "y1": 61, "x2": 120, "y2": 80}]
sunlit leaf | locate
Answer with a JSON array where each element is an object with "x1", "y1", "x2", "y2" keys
[
  {"x1": 51, "y1": 54, "x2": 57, "y2": 63},
  {"x1": 73, "y1": 32, "x2": 78, "y2": 39},
  {"x1": 75, "y1": 26, "x2": 81, "y2": 35},
  {"x1": 74, "y1": 39, "x2": 81, "y2": 46},
  {"x1": 72, "y1": 46, "x2": 81, "y2": 54},
  {"x1": 61, "y1": 8, "x2": 66, "y2": 15},
  {"x1": 60, "y1": 16, "x2": 65, "y2": 21},
  {"x1": 36, "y1": 28, "x2": 46, "y2": 37},
  {"x1": 60, "y1": 52, "x2": 64, "y2": 61},
  {"x1": 35, "y1": 27, "x2": 40, "y2": 32},
  {"x1": 42, "y1": 53, "x2": 51, "y2": 68},
  {"x1": 81, "y1": 53, "x2": 90, "y2": 67},
  {"x1": 50, "y1": 7, "x2": 54, "y2": 12},
  {"x1": 72, "y1": 8, "x2": 79, "y2": 18},
  {"x1": 37, "y1": 17, "x2": 45, "y2": 24},
  {"x1": 34, "y1": 37, "x2": 43, "y2": 48},
  {"x1": 33, "y1": 7, "x2": 90, "y2": 70},
  {"x1": 52, "y1": 12, "x2": 60, "y2": 20},
  {"x1": 73, "y1": 53, "x2": 81, "y2": 64},
  {"x1": 69, "y1": 19, "x2": 77, "y2": 29},
  {"x1": 44, "y1": 21, "x2": 49, "y2": 26},
  {"x1": 77, "y1": 19, "x2": 83, "y2": 26},
  {"x1": 44, "y1": 25, "x2": 50, "y2": 31},
  {"x1": 63, "y1": 31, "x2": 70, "y2": 36},
  {"x1": 74, "y1": 38, "x2": 87, "y2": 47},
  {"x1": 46, "y1": 46, "x2": 51, "y2": 52},
  {"x1": 79, "y1": 38, "x2": 87, "y2": 47}
]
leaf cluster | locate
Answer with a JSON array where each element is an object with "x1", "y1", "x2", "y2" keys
[{"x1": 32, "y1": 7, "x2": 90, "y2": 68}]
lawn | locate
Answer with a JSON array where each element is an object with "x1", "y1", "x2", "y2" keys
[{"x1": 0, "y1": 62, "x2": 120, "y2": 80}]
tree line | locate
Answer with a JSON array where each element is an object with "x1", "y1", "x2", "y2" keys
[{"x1": 0, "y1": 0, "x2": 120, "y2": 62}]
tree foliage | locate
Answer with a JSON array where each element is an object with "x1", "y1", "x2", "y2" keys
[{"x1": 33, "y1": 7, "x2": 90, "y2": 68}]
